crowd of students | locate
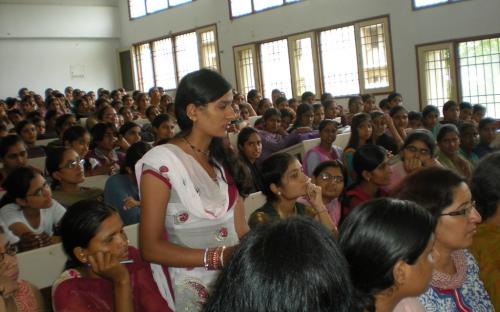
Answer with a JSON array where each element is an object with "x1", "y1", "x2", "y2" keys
[{"x1": 0, "y1": 69, "x2": 498, "y2": 311}]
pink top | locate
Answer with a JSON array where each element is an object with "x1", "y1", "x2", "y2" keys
[
  {"x1": 393, "y1": 297, "x2": 426, "y2": 312},
  {"x1": 386, "y1": 158, "x2": 407, "y2": 193}
]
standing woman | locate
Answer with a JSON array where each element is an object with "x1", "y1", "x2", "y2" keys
[
  {"x1": 395, "y1": 167, "x2": 493, "y2": 311},
  {"x1": 342, "y1": 113, "x2": 373, "y2": 185},
  {"x1": 136, "y1": 69, "x2": 251, "y2": 311}
]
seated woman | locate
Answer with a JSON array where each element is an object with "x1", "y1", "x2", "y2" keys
[
  {"x1": 436, "y1": 124, "x2": 472, "y2": 180},
  {"x1": 46, "y1": 114, "x2": 79, "y2": 151},
  {"x1": 205, "y1": 217, "x2": 353, "y2": 312},
  {"x1": 339, "y1": 198, "x2": 436, "y2": 312},
  {"x1": 237, "y1": 127, "x2": 264, "y2": 193},
  {"x1": 303, "y1": 119, "x2": 343, "y2": 177},
  {"x1": 86, "y1": 123, "x2": 124, "y2": 176},
  {"x1": 117, "y1": 121, "x2": 142, "y2": 153},
  {"x1": 141, "y1": 106, "x2": 161, "y2": 142},
  {"x1": 134, "y1": 92, "x2": 150, "y2": 119},
  {"x1": 371, "y1": 111, "x2": 400, "y2": 155},
  {"x1": 395, "y1": 167, "x2": 493, "y2": 311},
  {"x1": 422, "y1": 105, "x2": 440, "y2": 138},
  {"x1": 46, "y1": 147, "x2": 103, "y2": 207},
  {"x1": 0, "y1": 225, "x2": 45, "y2": 311},
  {"x1": 388, "y1": 105, "x2": 409, "y2": 142},
  {"x1": 15, "y1": 120, "x2": 46, "y2": 158},
  {"x1": 248, "y1": 153, "x2": 336, "y2": 233},
  {"x1": 63, "y1": 125, "x2": 91, "y2": 159},
  {"x1": 0, "y1": 167, "x2": 66, "y2": 251},
  {"x1": 306, "y1": 160, "x2": 345, "y2": 226},
  {"x1": 258, "y1": 108, "x2": 317, "y2": 164},
  {"x1": 288, "y1": 103, "x2": 316, "y2": 133},
  {"x1": 322, "y1": 99, "x2": 337, "y2": 120},
  {"x1": 97, "y1": 105, "x2": 120, "y2": 129},
  {"x1": 279, "y1": 107, "x2": 295, "y2": 132},
  {"x1": 104, "y1": 142, "x2": 151, "y2": 226},
  {"x1": 342, "y1": 113, "x2": 373, "y2": 185},
  {"x1": 152, "y1": 114, "x2": 176, "y2": 146},
  {"x1": 312, "y1": 103, "x2": 324, "y2": 130},
  {"x1": 43, "y1": 110, "x2": 60, "y2": 139},
  {"x1": 386, "y1": 129, "x2": 439, "y2": 192},
  {"x1": 459, "y1": 122, "x2": 480, "y2": 168},
  {"x1": 342, "y1": 144, "x2": 391, "y2": 219},
  {"x1": 52, "y1": 200, "x2": 171, "y2": 312},
  {"x1": 0, "y1": 135, "x2": 39, "y2": 186},
  {"x1": 470, "y1": 152, "x2": 500, "y2": 310}
]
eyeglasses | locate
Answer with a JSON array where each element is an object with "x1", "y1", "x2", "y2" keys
[
  {"x1": 0, "y1": 243, "x2": 18, "y2": 261},
  {"x1": 439, "y1": 201, "x2": 475, "y2": 217},
  {"x1": 26, "y1": 181, "x2": 50, "y2": 197},
  {"x1": 404, "y1": 145, "x2": 431, "y2": 156},
  {"x1": 319, "y1": 172, "x2": 344, "y2": 183},
  {"x1": 60, "y1": 158, "x2": 85, "y2": 170}
]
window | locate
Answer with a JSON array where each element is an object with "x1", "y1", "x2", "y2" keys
[
  {"x1": 128, "y1": 0, "x2": 192, "y2": 19},
  {"x1": 260, "y1": 39, "x2": 293, "y2": 99},
  {"x1": 413, "y1": 0, "x2": 464, "y2": 9},
  {"x1": 418, "y1": 36, "x2": 500, "y2": 118},
  {"x1": 234, "y1": 45, "x2": 259, "y2": 97},
  {"x1": 152, "y1": 38, "x2": 176, "y2": 90},
  {"x1": 234, "y1": 16, "x2": 393, "y2": 99},
  {"x1": 132, "y1": 26, "x2": 219, "y2": 91},
  {"x1": 229, "y1": 0, "x2": 301, "y2": 18},
  {"x1": 134, "y1": 43, "x2": 155, "y2": 91},
  {"x1": 199, "y1": 28, "x2": 219, "y2": 71},
  {"x1": 289, "y1": 33, "x2": 320, "y2": 97},
  {"x1": 175, "y1": 32, "x2": 200, "y2": 81},
  {"x1": 320, "y1": 26, "x2": 360, "y2": 96}
]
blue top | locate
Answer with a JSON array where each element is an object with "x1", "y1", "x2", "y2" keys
[{"x1": 104, "y1": 174, "x2": 140, "y2": 226}]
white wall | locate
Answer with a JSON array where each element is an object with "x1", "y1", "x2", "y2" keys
[
  {"x1": 118, "y1": 0, "x2": 500, "y2": 112},
  {"x1": 0, "y1": 1, "x2": 120, "y2": 98}
]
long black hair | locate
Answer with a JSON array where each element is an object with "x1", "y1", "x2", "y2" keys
[
  {"x1": 339, "y1": 198, "x2": 435, "y2": 312},
  {"x1": 0, "y1": 166, "x2": 39, "y2": 207},
  {"x1": 205, "y1": 216, "x2": 353, "y2": 312},
  {"x1": 346, "y1": 113, "x2": 373, "y2": 150},
  {"x1": 174, "y1": 69, "x2": 251, "y2": 196},
  {"x1": 60, "y1": 200, "x2": 118, "y2": 269}
]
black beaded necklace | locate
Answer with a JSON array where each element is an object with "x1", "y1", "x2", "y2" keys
[{"x1": 182, "y1": 137, "x2": 210, "y2": 157}]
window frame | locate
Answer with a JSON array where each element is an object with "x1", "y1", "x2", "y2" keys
[
  {"x1": 128, "y1": 0, "x2": 194, "y2": 20},
  {"x1": 228, "y1": 0, "x2": 302, "y2": 19},
  {"x1": 416, "y1": 33, "x2": 500, "y2": 113},
  {"x1": 233, "y1": 15, "x2": 395, "y2": 100},
  {"x1": 132, "y1": 24, "x2": 219, "y2": 91},
  {"x1": 416, "y1": 42, "x2": 458, "y2": 111},
  {"x1": 412, "y1": 0, "x2": 467, "y2": 11},
  {"x1": 233, "y1": 44, "x2": 262, "y2": 98},
  {"x1": 288, "y1": 32, "x2": 322, "y2": 98}
]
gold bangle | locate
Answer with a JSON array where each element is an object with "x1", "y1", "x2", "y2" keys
[{"x1": 315, "y1": 209, "x2": 328, "y2": 215}]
